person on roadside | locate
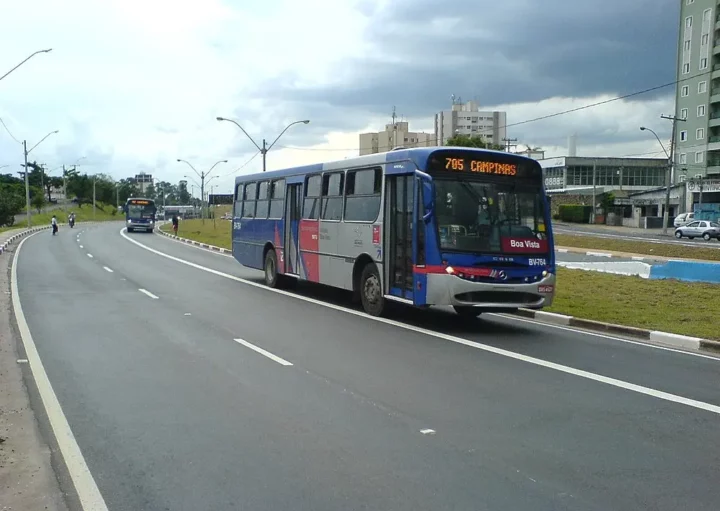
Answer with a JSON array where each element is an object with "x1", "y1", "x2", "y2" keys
[
  {"x1": 171, "y1": 214, "x2": 179, "y2": 236},
  {"x1": 51, "y1": 215, "x2": 58, "y2": 235}
]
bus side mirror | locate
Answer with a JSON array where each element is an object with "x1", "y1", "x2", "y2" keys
[{"x1": 422, "y1": 180, "x2": 434, "y2": 223}]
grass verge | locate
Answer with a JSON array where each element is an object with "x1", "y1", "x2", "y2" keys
[
  {"x1": 161, "y1": 217, "x2": 231, "y2": 249},
  {"x1": 159, "y1": 221, "x2": 718, "y2": 340},
  {"x1": 0, "y1": 203, "x2": 120, "y2": 233},
  {"x1": 555, "y1": 233, "x2": 720, "y2": 262},
  {"x1": 548, "y1": 267, "x2": 718, "y2": 340}
]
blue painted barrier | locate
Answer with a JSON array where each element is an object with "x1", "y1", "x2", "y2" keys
[{"x1": 649, "y1": 261, "x2": 720, "y2": 283}]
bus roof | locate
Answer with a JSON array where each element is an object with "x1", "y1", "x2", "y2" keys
[
  {"x1": 126, "y1": 197, "x2": 155, "y2": 203},
  {"x1": 234, "y1": 146, "x2": 537, "y2": 185}
]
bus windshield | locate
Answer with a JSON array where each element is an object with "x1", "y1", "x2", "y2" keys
[
  {"x1": 127, "y1": 204, "x2": 155, "y2": 219},
  {"x1": 434, "y1": 178, "x2": 549, "y2": 255}
]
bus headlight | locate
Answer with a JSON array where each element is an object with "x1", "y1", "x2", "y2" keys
[{"x1": 542, "y1": 270, "x2": 548, "y2": 277}]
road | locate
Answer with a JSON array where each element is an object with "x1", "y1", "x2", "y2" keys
[
  {"x1": 14, "y1": 223, "x2": 720, "y2": 511},
  {"x1": 555, "y1": 223, "x2": 720, "y2": 249}
]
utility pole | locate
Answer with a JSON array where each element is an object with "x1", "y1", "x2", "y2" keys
[
  {"x1": 23, "y1": 141, "x2": 30, "y2": 228},
  {"x1": 502, "y1": 137, "x2": 518, "y2": 152},
  {"x1": 92, "y1": 175, "x2": 97, "y2": 220},
  {"x1": 660, "y1": 114, "x2": 686, "y2": 235},
  {"x1": 592, "y1": 160, "x2": 597, "y2": 224}
]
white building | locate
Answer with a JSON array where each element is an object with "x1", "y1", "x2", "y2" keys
[
  {"x1": 359, "y1": 122, "x2": 434, "y2": 155},
  {"x1": 134, "y1": 172, "x2": 153, "y2": 193},
  {"x1": 435, "y1": 100, "x2": 507, "y2": 146}
]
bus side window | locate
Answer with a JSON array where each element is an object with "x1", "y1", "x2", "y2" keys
[
  {"x1": 303, "y1": 175, "x2": 321, "y2": 219},
  {"x1": 321, "y1": 172, "x2": 344, "y2": 221},
  {"x1": 234, "y1": 183, "x2": 243, "y2": 218},
  {"x1": 416, "y1": 179, "x2": 426, "y2": 265},
  {"x1": 242, "y1": 182, "x2": 257, "y2": 218},
  {"x1": 255, "y1": 181, "x2": 270, "y2": 219},
  {"x1": 269, "y1": 179, "x2": 285, "y2": 219},
  {"x1": 344, "y1": 168, "x2": 381, "y2": 222}
]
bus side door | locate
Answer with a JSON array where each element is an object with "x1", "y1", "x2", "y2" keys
[{"x1": 385, "y1": 174, "x2": 415, "y2": 301}]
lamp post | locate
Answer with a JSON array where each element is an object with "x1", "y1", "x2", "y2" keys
[
  {"x1": 177, "y1": 159, "x2": 227, "y2": 221},
  {"x1": 216, "y1": 117, "x2": 310, "y2": 172},
  {"x1": 23, "y1": 130, "x2": 59, "y2": 227},
  {"x1": 0, "y1": 49, "x2": 52, "y2": 83}
]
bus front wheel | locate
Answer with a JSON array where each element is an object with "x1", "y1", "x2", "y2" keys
[
  {"x1": 453, "y1": 306, "x2": 482, "y2": 318},
  {"x1": 360, "y1": 263, "x2": 385, "y2": 316}
]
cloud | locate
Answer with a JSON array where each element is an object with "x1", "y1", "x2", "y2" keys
[{"x1": 0, "y1": 0, "x2": 682, "y2": 194}]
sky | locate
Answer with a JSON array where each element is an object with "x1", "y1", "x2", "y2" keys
[{"x1": 0, "y1": 0, "x2": 680, "y2": 195}]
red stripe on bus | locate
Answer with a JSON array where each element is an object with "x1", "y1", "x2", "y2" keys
[{"x1": 299, "y1": 219, "x2": 320, "y2": 281}]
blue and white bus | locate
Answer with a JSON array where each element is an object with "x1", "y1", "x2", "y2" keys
[
  {"x1": 123, "y1": 197, "x2": 157, "y2": 233},
  {"x1": 232, "y1": 147, "x2": 555, "y2": 317}
]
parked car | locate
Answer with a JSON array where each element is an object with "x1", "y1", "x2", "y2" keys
[
  {"x1": 674, "y1": 220, "x2": 720, "y2": 240},
  {"x1": 673, "y1": 212, "x2": 695, "y2": 227}
]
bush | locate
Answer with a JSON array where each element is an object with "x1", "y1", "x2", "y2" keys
[{"x1": 558, "y1": 204, "x2": 592, "y2": 223}]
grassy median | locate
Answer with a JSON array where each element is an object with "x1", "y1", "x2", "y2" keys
[
  {"x1": 0, "y1": 203, "x2": 120, "y2": 233},
  {"x1": 555, "y1": 234, "x2": 720, "y2": 261},
  {"x1": 162, "y1": 217, "x2": 232, "y2": 249},
  {"x1": 158, "y1": 220, "x2": 719, "y2": 340}
]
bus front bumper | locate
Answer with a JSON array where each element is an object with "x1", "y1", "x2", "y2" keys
[{"x1": 424, "y1": 272, "x2": 556, "y2": 310}]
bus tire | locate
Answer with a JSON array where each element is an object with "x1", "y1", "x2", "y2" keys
[
  {"x1": 453, "y1": 306, "x2": 482, "y2": 318},
  {"x1": 127, "y1": 227, "x2": 134, "y2": 233},
  {"x1": 264, "y1": 249, "x2": 281, "y2": 288},
  {"x1": 359, "y1": 263, "x2": 385, "y2": 316}
]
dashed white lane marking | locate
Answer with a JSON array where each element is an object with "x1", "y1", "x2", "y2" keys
[
  {"x1": 79, "y1": 245, "x2": 84, "y2": 249},
  {"x1": 138, "y1": 288, "x2": 159, "y2": 299},
  {"x1": 103, "y1": 266, "x2": 113, "y2": 273},
  {"x1": 17, "y1": 359, "x2": 28, "y2": 364},
  {"x1": 86, "y1": 253, "x2": 93, "y2": 258},
  {"x1": 420, "y1": 429, "x2": 436, "y2": 435},
  {"x1": 12, "y1": 233, "x2": 110, "y2": 510},
  {"x1": 233, "y1": 338, "x2": 293, "y2": 366},
  {"x1": 120, "y1": 228, "x2": 720, "y2": 416}
]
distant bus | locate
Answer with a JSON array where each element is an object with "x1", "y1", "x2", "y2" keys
[
  {"x1": 232, "y1": 147, "x2": 555, "y2": 317},
  {"x1": 162, "y1": 205, "x2": 197, "y2": 220},
  {"x1": 123, "y1": 197, "x2": 157, "y2": 233}
]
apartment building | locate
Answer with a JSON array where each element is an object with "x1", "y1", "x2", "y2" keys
[
  {"x1": 434, "y1": 100, "x2": 507, "y2": 146},
  {"x1": 358, "y1": 122, "x2": 434, "y2": 155}
]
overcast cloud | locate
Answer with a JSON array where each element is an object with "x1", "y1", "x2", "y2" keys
[{"x1": 0, "y1": 0, "x2": 680, "y2": 193}]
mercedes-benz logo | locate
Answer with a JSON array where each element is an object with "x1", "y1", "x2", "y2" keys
[{"x1": 497, "y1": 271, "x2": 507, "y2": 280}]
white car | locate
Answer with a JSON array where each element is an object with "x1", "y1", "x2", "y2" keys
[{"x1": 673, "y1": 212, "x2": 695, "y2": 228}]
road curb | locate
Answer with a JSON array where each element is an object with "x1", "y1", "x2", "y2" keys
[
  {"x1": 0, "y1": 221, "x2": 113, "y2": 255},
  {"x1": 155, "y1": 226, "x2": 231, "y2": 254},
  {"x1": 513, "y1": 308, "x2": 720, "y2": 354},
  {"x1": 555, "y1": 246, "x2": 720, "y2": 264}
]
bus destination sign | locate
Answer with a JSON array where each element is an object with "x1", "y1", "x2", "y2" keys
[
  {"x1": 444, "y1": 157, "x2": 517, "y2": 176},
  {"x1": 129, "y1": 199, "x2": 150, "y2": 205}
]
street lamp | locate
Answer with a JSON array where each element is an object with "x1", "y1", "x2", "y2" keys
[
  {"x1": 640, "y1": 120, "x2": 684, "y2": 235},
  {"x1": 177, "y1": 158, "x2": 227, "y2": 220},
  {"x1": 23, "y1": 130, "x2": 59, "y2": 227},
  {"x1": 216, "y1": 117, "x2": 310, "y2": 172},
  {"x1": 0, "y1": 49, "x2": 52, "y2": 83}
]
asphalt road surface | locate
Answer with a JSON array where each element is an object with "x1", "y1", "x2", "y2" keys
[
  {"x1": 555, "y1": 223, "x2": 720, "y2": 249},
  {"x1": 14, "y1": 223, "x2": 720, "y2": 511}
]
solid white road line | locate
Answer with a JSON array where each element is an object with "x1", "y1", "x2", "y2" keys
[
  {"x1": 103, "y1": 266, "x2": 113, "y2": 273},
  {"x1": 12, "y1": 233, "x2": 109, "y2": 510},
  {"x1": 233, "y1": 338, "x2": 293, "y2": 366},
  {"x1": 120, "y1": 228, "x2": 720, "y2": 415},
  {"x1": 138, "y1": 288, "x2": 159, "y2": 299},
  {"x1": 86, "y1": 253, "x2": 93, "y2": 258},
  {"x1": 154, "y1": 229, "x2": 233, "y2": 258}
]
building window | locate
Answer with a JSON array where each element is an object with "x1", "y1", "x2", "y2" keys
[
  {"x1": 703, "y1": 8, "x2": 711, "y2": 22},
  {"x1": 697, "y1": 128, "x2": 705, "y2": 140},
  {"x1": 681, "y1": 130, "x2": 688, "y2": 141},
  {"x1": 698, "y1": 104, "x2": 706, "y2": 117},
  {"x1": 681, "y1": 108, "x2": 688, "y2": 119},
  {"x1": 686, "y1": 0, "x2": 693, "y2": 4},
  {"x1": 680, "y1": 153, "x2": 687, "y2": 164},
  {"x1": 700, "y1": 57, "x2": 708, "y2": 69},
  {"x1": 699, "y1": 81, "x2": 708, "y2": 93},
  {"x1": 681, "y1": 85, "x2": 689, "y2": 97},
  {"x1": 684, "y1": 40, "x2": 691, "y2": 51},
  {"x1": 686, "y1": 16, "x2": 692, "y2": 29},
  {"x1": 696, "y1": 151, "x2": 705, "y2": 164},
  {"x1": 702, "y1": 34, "x2": 709, "y2": 45},
  {"x1": 683, "y1": 63, "x2": 690, "y2": 74}
]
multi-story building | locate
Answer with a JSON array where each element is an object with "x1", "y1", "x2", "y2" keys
[
  {"x1": 675, "y1": 0, "x2": 720, "y2": 181},
  {"x1": 434, "y1": 100, "x2": 507, "y2": 146},
  {"x1": 133, "y1": 172, "x2": 153, "y2": 193},
  {"x1": 359, "y1": 122, "x2": 434, "y2": 155}
]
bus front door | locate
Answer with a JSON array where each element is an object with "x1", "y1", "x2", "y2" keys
[
  {"x1": 284, "y1": 183, "x2": 302, "y2": 275},
  {"x1": 385, "y1": 175, "x2": 415, "y2": 301}
]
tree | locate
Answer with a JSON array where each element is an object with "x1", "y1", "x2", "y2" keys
[
  {"x1": 31, "y1": 191, "x2": 46, "y2": 213},
  {"x1": 446, "y1": 134, "x2": 505, "y2": 151},
  {"x1": 178, "y1": 180, "x2": 190, "y2": 204},
  {"x1": 0, "y1": 183, "x2": 23, "y2": 227},
  {"x1": 66, "y1": 173, "x2": 93, "y2": 207},
  {"x1": 45, "y1": 176, "x2": 63, "y2": 202}
]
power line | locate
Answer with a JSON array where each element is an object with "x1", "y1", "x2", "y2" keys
[
  {"x1": 0, "y1": 116, "x2": 21, "y2": 144},
  {"x1": 220, "y1": 150, "x2": 260, "y2": 178}
]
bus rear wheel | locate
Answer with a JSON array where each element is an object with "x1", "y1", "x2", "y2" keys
[
  {"x1": 360, "y1": 263, "x2": 385, "y2": 316},
  {"x1": 453, "y1": 306, "x2": 482, "y2": 318}
]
